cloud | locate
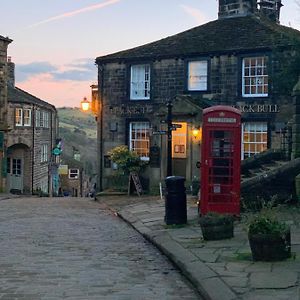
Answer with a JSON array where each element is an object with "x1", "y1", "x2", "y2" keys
[
  {"x1": 15, "y1": 58, "x2": 96, "y2": 82},
  {"x1": 28, "y1": 0, "x2": 121, "y2": 29},
  {"x1": 180, "y1": 5, "x2": 208, "y2": 25},
  {"x1": 16, "y1": 62, "x2": 57, "y2": 81},
  {"x1": 66, "y1": 58, "x2": 96, "y2": 71},
  {"x1": 52, "y1": 68, "x2": 96, "y2": 81}
]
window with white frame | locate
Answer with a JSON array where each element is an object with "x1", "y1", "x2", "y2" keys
[
  {"x1": 69, "y1": 168, "x2": 79, "y2": 179},
  {"x1": 242, "y1": 56, "x2": 268, "y2": 97},
  {"x1": 15, "y1": 108, "x2": 23, "y2": 126},
  {"x1": 23, "y1": 109, "x2": 32, "y2": 126},
  {"x1": 130, "y1": 64, "x2": 150, "y2": 100},
  {"x1": 42, "y1": 112, "x2": 49, "y2": 128},
  {"x1": 35, "y1": 110, "x2": 40, "y2": 127},
  {"x1": 40, "y1": 144, "x2": 48, "y2": 163},
  {"x1": 15, "y1": 108, "x2": 32, "y2": 127},
  {"x1": 129, "y1": 122, "x2": 150, "y2": 160},
  {"x1": 40, "y1": 111, "x2": 44, "y2": 127},
  {"x1": 242, "y1": 122, "x2": 268, "y2": 159},
  {"x1": 187, "y1": 60, "x2": 208, "y2": 91}
]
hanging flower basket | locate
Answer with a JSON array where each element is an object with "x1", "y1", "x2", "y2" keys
[{"x1": 199, "y1": 212, "x2": 234, "y2": 240}]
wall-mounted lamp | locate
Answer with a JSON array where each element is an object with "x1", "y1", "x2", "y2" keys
[
  {"x1": 192, "y1": 127, "x2": 202, "y2": 144},
  {"x1": 192, "y1": 127, "x2": 200, "y2": 139},
  {"x1": 81, "y1": 97, "x2": 91, "y2": 112}
]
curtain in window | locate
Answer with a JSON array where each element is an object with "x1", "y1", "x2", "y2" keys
[
  {"x1": 188, "y1": 61, "x2": 208, "y2": 91},
  {"x1": 130, "y1": 65, "x2": 150, "y2": 100}
]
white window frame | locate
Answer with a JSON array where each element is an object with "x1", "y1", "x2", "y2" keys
[
  {"x1": 23, "y1": 109, "x2": 32, "y2": 126},
  {"x1": 43, "y1": 112, "x2": 49, "y2": 128},
  {"x1": 129, "y1": 122, "x2": 150, "y2": 161},
  {"x1": 69, "y1": 168, "x2": 79, "y2": 179},
  {"x1": 40, "y1": 111, "x2": 45, "y2": 127},
  {"x1": 40, "y1": 144, "x2": 48, "y2": 163},
  {"x1": 130, "y1": 64, "x2": 150, "y2": 100},
  {"x1": 242, "y1": 56, "x2": 268, "y2": 97},
  {"x1": 35, "y1": 110, "x2": 40, "y2": 127},
  {"x1": 242, "y1": 122, "x2": 268, "y2": 159},
  {"x1": 187, "y1": 60, "x2": 208, "y2": 91},
  {"x1": 15, "y1": 108, "x2": 23, "y2": 126}
]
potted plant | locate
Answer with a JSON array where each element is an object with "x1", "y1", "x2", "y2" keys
[
  {"x1": 247, "y1": 207, "x2": 291, "y2": 261},
  {"x1": 199, "y1": 212, "x2": 234, "y2": 240}
]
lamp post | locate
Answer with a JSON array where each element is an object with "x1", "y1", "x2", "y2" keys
[
  {"x1": 166, "y1": 99, "x2": 173, "y2": 177},
  {"x1": 80, "y1": 88, "x2": 103, "y2": 193}
]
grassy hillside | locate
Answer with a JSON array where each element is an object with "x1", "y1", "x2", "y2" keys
[{"x1": 57, "y1": 107, "x2": 97, "y2": 177}]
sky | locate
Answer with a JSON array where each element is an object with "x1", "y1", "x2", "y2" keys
[{"x1": 1, "y1": 0, "x2": 300, "y2": 108}]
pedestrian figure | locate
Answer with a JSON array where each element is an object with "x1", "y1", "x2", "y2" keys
[{"x1": 89, "y1": 183, "x2": 96, "y2": 200}]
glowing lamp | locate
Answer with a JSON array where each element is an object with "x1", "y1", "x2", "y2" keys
[
  {"x1": 192, "y1": 127, "x2": 200, "y2": 139},
  {"x1": 81, "y1": 97, "x2": 90, "y2": 111}
]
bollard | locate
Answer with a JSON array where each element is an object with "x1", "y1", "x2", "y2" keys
[{"x1": 165, "y1": 176, "x2": 187, "y2": 225}]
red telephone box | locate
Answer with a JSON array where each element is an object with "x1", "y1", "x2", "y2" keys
[{"x1": 200, "y1": 106, "x2": 241, "y2": 216}]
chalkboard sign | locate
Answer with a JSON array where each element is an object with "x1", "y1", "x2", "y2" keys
[{"x1": 128, "y1": 172, "x2": 143, "y2": 196}]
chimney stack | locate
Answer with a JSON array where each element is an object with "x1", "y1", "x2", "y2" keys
[
  {"x1": 218, "y1": 0, "x2": 257, "y2": 19},
  {"x1": 7, "y1": 56, "x2": 15, "y2": 87},
  {"x1": 257, "y1": 0, "x2": 283, "y2": 23}
]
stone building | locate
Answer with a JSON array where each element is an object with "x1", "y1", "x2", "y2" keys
[
  {"x1": 0, "y1": 35, "x2": 12, "y2": 191},
  {"x1": 6, "y1": 58, "x2": 58, "y2": 194},
  {"x1": 95, "y1": 0, "x2": 300, "y2": 192}
]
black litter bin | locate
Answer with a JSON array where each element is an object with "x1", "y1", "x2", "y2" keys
[{"x1": 165, "y1": 176, "x2": 187, "y2": 225}]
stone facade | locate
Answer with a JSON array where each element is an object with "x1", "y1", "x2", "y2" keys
[
  {"x1": 95, "y1": 0, "x2": 300, "y2": 192},
  {"x1": 0, "y1": 35, "x2": 12, "y2": 192},
  {"x1": 6, "y1": 60, "x2": 58, "y2": 194}
]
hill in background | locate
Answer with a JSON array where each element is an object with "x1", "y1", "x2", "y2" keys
[{"x1": 57, "y1": 107, "x2": 97, "y2": 177}]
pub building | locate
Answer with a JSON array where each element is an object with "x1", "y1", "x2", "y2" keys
[{"x1": 95, "y1": 0, "x2": 300, "y2": 192}]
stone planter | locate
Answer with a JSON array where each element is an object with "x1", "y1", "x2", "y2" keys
[
  {"x1": 248, "y1": 229, "x2": 291, "y2": 261},
  {"x1": 199, "y1": 214, "x2": 234, "y2": 240}
]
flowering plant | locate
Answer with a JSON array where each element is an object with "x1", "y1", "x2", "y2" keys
[{"x1": 108, "y1": 145, "x2": 146, "y2": 175}]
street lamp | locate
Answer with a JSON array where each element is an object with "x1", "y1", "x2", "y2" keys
[
  {"x1": 81, "y1": 97, "x2": 90, "y2": 112},
  {"x1": 79, "y1": 87, "x2": 103, "y2": 193}
]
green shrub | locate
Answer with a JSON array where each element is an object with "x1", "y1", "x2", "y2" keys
[
  {"x1": 247, "y1": 206, "x2": 289, "y2": 237},
  {"x1": 108, "y1": 145, "x2": 146, "y2": 175}
]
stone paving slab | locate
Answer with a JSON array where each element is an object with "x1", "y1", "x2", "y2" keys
[{"x1": 100, "y1": 195, "x2": 300, "y2": 300}]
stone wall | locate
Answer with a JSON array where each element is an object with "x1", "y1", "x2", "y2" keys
[{"x1": 99, "y1": 51, "x2": 296, "y2": 190}]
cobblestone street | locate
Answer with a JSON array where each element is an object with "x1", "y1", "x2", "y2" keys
[{"x1": 0, "y1": 197, "x2": 201, "y2": 300}]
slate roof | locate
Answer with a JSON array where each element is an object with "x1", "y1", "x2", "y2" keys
[
  {"x1": 0, "y1": 35, "x2": 12, "y2": 43},
  {"x1": 8, "y1": 85, "x2": 56, "y2": 111},
  {"x1": 96, "y1": 15, "x2": 300, "y2": 63}
]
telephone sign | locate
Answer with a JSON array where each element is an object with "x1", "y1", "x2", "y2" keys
[{"x1": 199, "y1": 106, "x2": 241, "y2": 216}]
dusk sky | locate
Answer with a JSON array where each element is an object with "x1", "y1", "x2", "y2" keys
[{"x1": 1, "y1": 0, "x2": 300, "y2": 108}]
